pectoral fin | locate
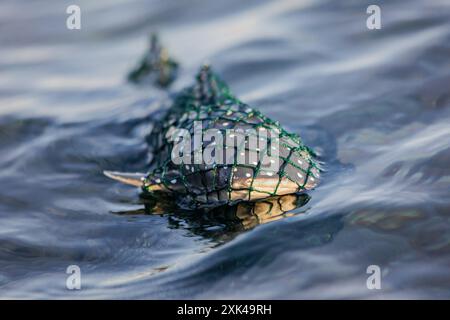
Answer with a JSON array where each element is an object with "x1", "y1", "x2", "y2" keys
[{"x1": 103, "y1": 171, "x2": 146, "y2": 187}]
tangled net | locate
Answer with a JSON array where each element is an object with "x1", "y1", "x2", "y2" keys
[{"x1": 143, "y1": 65, "x2": 321, "y2": 208}]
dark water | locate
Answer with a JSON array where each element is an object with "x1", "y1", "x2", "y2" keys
[{"x1": 1, "y1": 0, "x2": 450, "y2": 299}]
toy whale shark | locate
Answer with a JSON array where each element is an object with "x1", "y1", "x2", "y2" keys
[{"x1": 105, "y1": 59, "x2": 320, "y2": 209}]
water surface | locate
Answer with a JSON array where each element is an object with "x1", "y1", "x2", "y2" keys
[{"x1": 1, "y1": 0, "x2": 450, "y2": 299}]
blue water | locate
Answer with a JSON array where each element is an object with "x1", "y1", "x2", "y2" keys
[{"x1": 1, "y1": 0, "x2": 450, "y2": 299}]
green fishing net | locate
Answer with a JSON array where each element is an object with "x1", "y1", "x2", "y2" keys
[{"x1": 144, "y1": 65, "x2": 320, "y2": 208}]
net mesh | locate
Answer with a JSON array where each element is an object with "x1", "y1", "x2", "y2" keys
[{"x1": 144, "y1": 65, "x2": 320, "y2": 208}]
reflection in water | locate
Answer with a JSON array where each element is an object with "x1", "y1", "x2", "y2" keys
[
  {"x1": 142, "y1": 212, "x2": 346, "y2": 300},
  {"x1": 115, "y1": 193, "x2": 310, "y2": 244}
]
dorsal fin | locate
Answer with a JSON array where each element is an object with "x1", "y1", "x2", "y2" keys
[{"x1": 193, "y1": 64, "x2": 230, "y2": 104}]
